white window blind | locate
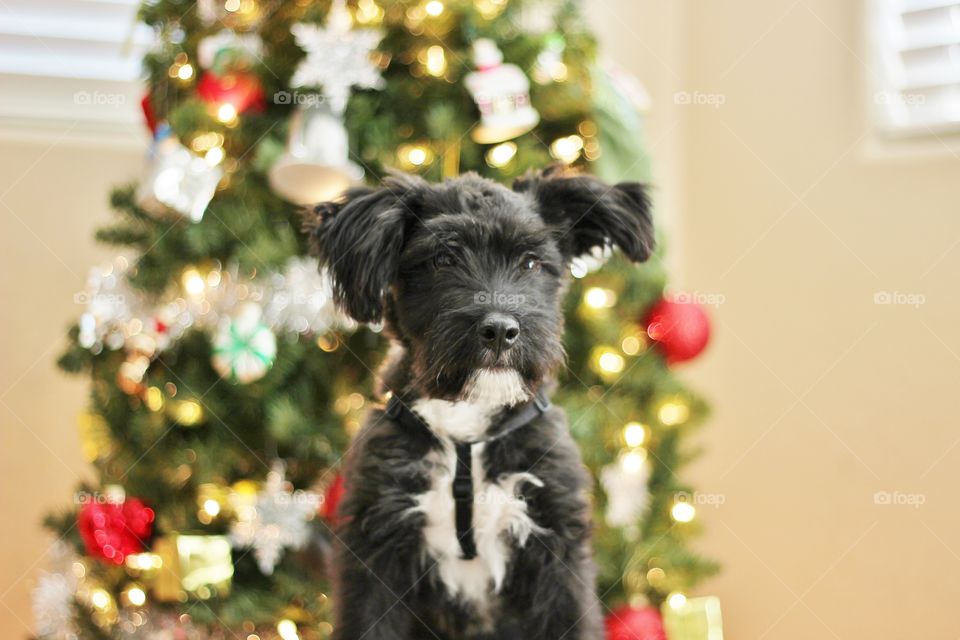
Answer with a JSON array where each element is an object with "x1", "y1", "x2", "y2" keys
[
  {"x1": 870, "y1": 0, "x2": 960, "y2": 136},
  {"x1": 0, "y1": 0, "x2": 150, "y2": 132}
]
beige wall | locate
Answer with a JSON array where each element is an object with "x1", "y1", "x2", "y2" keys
[
  {"x1": 3, "y1": 1, "x2": 960, "y2": 638},
  {"x1": 666, "y1": 1, "x2": 959, "y2": 638},
  {"x1": 0, "y1": 135, "x2": 141, "y2": 635}
]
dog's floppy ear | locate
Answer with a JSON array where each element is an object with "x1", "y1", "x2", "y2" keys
[
  {"x1": 513, "y1": 165, "x2": 655, "y2": 263},
  {"x1": 303, "y1": 173, "x2": 426, "y2": 323}
]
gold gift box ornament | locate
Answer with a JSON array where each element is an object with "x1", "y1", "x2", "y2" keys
[
  {"x1": 153, "y1": 534, "x2": 233, "y2": 602},
  {"x1": 661, "y1": 595, "x2": 723, "y2": 640}
]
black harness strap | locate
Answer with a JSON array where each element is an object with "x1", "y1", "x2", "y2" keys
[
  {"x1": 453, "y1": 442, "x2": 477, "y2": 559},
  {"x1": 386, "y1": 389, "x2": 551, "y2": 560}
]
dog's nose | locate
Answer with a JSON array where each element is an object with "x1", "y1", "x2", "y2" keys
[{"x1": 478, "y1": 313, "x2": 520, "y2": 352}]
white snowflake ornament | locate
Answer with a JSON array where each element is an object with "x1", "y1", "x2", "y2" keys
[
  {"x1": 264, "y1": 257, "x2": 353, "y2": 334},
  {"x1": 230, "y1": 462, "x2": 321, "y2": 574},
  {"x1": 601, "y1": 451, "x2": 651, "y2": 530},
  {"x1": 290, "y1": 0, "x2": 384, "y2": 113},
  {"x1": 32, "y1": 542, "x2": 79, "y2": 639}
]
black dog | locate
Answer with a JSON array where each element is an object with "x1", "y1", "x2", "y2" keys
[{"x1": 305, "y1": 166, "x2": 654, "y2": 640}]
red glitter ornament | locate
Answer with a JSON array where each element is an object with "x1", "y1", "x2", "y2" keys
[
  {"x1": 605, "y1": 605, "x2": 667, "y2": 640},
  {"x1": 78, "y1": 497, "x2": 155, "y2": 565},
  {"x1": 645, "y1": 296, "x2": 711, "y2": 364},
  {"x1": 196, "y1": 71, "x2": 265, "y2": 115}
]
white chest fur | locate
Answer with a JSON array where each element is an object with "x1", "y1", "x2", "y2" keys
[{"x1": 408, "y1": 370, "x2": 544, "y2": 608}]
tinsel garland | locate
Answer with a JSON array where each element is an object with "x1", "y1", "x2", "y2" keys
[{"x1": 77, "y1": 256, "x2": 354, "y2": 358}]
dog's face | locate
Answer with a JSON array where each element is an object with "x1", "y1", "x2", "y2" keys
[{"x1": 305, "y1": 167, "x2": 655, "y2": 402}]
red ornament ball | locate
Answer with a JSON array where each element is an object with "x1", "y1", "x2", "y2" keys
[
  {"x1": 196, "y1": 71, "x2": 265, "y2": 114},
  {"x1": 605, "y1": 605, "x2": 666, "y2": 640},
  {"x1": 78, "y1": 497, "x2": 155, "y2": 565},
  {"x1": 645, "y1": 296, "x2": 711, "y2": 364},
  {"x1": 320, "y1": 473, "x2": 346, "y2": 525}
]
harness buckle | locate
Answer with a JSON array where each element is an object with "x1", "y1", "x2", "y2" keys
[
  {"x1": 452, "y1": 476, "x2": 473, "y2": 500},
  {"x1": 533, "y1": 391, "x2": 551, "y2": 413}
]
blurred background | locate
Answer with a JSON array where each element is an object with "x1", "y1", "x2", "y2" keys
[{"x1": 2, "y1": 0, "x2": 960, "y2": 638}]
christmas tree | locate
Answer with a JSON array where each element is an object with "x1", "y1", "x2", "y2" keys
[{"x1": 35, "y1": 1, "x2": 718, "y2": 638}]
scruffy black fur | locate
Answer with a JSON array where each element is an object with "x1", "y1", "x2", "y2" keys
[{"x1": 305, "y1": 166, "x2": 654, "y2": 640}]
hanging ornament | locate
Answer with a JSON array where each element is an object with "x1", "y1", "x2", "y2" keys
[
  {"x1": 77, "y1": 492, "x2": 155, "y2": 565},
  {"x1": 197, "y1": 30, "x2": 262, "y2": 73},
  {"x1": 661, "y1": 595, "x2": 724, "y2": 640},
  {"x1": 320, "y1": 473, "x2": 346, "y2": 525},
  {"x1": 196, "y1": 70, "x2": 265, "y2": 116},
  {"x1": 140, "y1": 93, "x2": 158, "y2": 135},
  {"x1": 263, "y1": 257, "x2": 352, "y2": 334},
  {"x1": 289, "y1": 0, "x2": 385, "y2": 113},
  {"x1": 464, "y1": 39, "x2": 540, "y2": 144},
  {"x1": 644, "y1": 297, "x2": 711, "y2": 364},
  {"x1": 77, "y1": 257, "x2": 136, "y2": 352},
  {"x1": 152, "y1": 534, "x2": 233, "y2": 602},
  {"x1": 267, "y1": 100, "x2": 364, "y2": 205},
  {"x1": 31, "y1": 542, "x2": 79, "y2": 640},
  {"x1": 229, "y1": 462, "x2": 321, "y2": 574},
  {"x1": 273, "y1": 0, "x2": 382, "y2": 203},
  {"x1": 32, "y1": 574, "x2": 76, "y2": 638},
  {"x1": 137, "y1": 124, "x2": 223, "y2": 223},
  {"x1": 601, "y1": 451, "x2": 651, "y2": 529},
  {"x1": 211, "y1": 302, "x2": 277, "y2": 383},
  {"x1": 606, "y1": 605, "x2": 667, "y2": 640}
]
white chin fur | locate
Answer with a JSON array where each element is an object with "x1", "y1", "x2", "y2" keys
[
  {"x1": 412, "y1": 369, "x2": 529, "y2": 443},
  {"x1": 461, "y1": 369, "x2": 530, "y2": 407}
]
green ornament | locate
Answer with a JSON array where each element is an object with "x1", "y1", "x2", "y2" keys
[{"x1": 211, "y1": 303, "x2": 277, "y2": 384}]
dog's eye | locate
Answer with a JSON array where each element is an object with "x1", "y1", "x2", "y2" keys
[
  {"x1": 520, "y1": 254, "x2": 542, "y2": 272},
  {"x1": 434, "y1": 252, "x2": 455, "y2": 268}
]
